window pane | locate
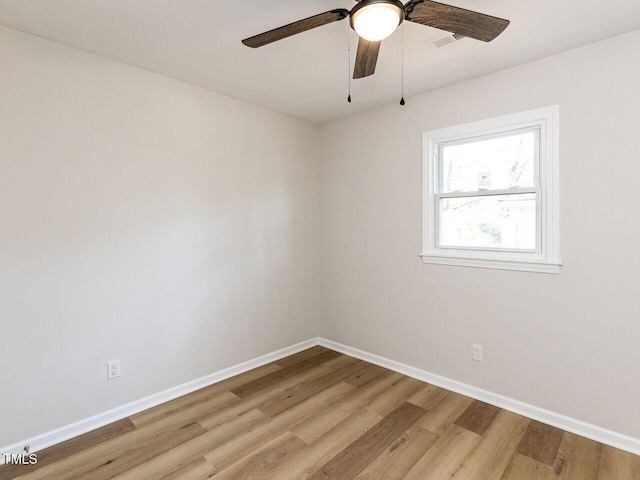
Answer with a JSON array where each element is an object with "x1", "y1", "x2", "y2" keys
[
  {"x1": 440, "y1": 129, "x2": 537, "y2": 193},
  {"x1": 439, "y1": 193, "x2": 536, "y2": 250}
]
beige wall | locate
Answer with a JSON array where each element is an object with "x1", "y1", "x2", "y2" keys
[
  {"x1": 0, "y1": 26, "x2": 319, "y2": 447},
  {"x1": 319, "y1": 29, "x2": 640, "y2": 438}
]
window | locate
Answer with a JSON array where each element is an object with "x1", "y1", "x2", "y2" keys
[{"x1": 421, "y1": 106, "x2": 560, "y2": 273}]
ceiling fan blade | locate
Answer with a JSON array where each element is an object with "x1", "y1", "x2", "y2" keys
[
  {"x1": 404, "y1": 0, "x2": 509, "y2": 42},
  {"x1": 242, "y1": 9, "x2": 349, "y2": 48},
  {"x1": 353, "y1": 38, "x2": 381, "y2": 79}
]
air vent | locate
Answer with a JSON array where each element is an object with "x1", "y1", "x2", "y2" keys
[{"x1": 426, "y1": 32, "x2": 466, "y2": 49}]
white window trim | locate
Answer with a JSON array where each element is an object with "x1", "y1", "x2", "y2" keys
[{"x1": 421, "y1": 106, "x2": 561, "y2": 274}]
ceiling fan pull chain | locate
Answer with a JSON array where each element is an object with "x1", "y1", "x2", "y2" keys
[
  {"x1": 347, "y1": 22, "x2": 352, "y2": 103},
  {"x1": 400, "y1": 21, "x2": 405, "y2": 106}
]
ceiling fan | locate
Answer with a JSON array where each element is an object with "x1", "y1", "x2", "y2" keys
[{"x1": 242, "y1": 0, "x2": 510, "y2": 79}]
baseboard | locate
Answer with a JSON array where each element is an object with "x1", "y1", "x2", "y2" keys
[
  {"x1": 0, "y1": 337, "x2": 318, "y2": 465},
  {"x1": 318, "y1": 337, "x2": 640, "y2": 456}
]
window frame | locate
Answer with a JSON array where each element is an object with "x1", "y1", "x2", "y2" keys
[{"x1": 421, "y1": 106, "x2": 561, "y2": 273}]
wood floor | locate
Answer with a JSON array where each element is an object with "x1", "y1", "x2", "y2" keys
[{"x1": 2, "y1": 346, "x2": 639, "y2": 480}]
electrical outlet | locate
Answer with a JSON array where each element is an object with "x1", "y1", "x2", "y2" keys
[
  {"x1": 107, "y1": 359, "x2": 121, "y2": 380},
  {"x1": 472, "y1": 344, "x2": 483, "y2": 362}
]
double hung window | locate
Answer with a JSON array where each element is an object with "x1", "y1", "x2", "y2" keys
[{"x1": 421, "y1": 106, "x2": 560, "y2": 273}]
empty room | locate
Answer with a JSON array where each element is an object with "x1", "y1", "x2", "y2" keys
[{"x1": 1, "y1": 0, "x2": 639, "y2": 478}]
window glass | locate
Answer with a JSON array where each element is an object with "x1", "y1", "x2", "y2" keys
[
  {"x1": 440, "y1": 129, "x2": 537, "y2": 193},
  {"x1": 439, "y1": 193, "x2": 537, "y2": 251}
]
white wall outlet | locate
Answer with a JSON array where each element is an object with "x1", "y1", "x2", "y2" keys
[
  {"x1": 472, "y1": 344, "x2": 483, "y2": 362},
  {"x1": 107, "y1": 359, "x2": 121, "y2": 380}
]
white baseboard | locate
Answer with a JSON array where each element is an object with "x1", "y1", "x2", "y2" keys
[
  {"x1": 318, "y1": 337, "x2": 640, "y2": 456},
  {"x1": 3, "y1": 336, "x2": 639, "y2": 465},
  {"x1": 0, "y1": 337, "x2": 318, "y2": 465}
]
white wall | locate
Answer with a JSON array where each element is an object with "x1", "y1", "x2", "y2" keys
[
  {"x1": 0, "y1": 26, "x2": 319, "y2": 447},
  {"x1": 320, "y1": 29, "x2": 640, "y2": 439}
]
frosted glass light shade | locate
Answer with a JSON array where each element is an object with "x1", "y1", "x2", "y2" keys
[{"x1": 352, "y1": 3, "x2": 403, "y2": 42}]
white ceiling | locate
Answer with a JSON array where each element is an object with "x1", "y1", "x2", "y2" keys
[{"x1": 1, "y1": 1, "x2": 639, "y2": 124}]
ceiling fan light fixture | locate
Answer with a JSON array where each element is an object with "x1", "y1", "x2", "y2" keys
[{"x1": 350, "y1": 0, "x2": 404, "y2": 42}]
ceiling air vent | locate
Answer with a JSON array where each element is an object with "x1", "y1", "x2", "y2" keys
[{"x1": 426, "y1": 32, "x2": 466, "y2": 49}]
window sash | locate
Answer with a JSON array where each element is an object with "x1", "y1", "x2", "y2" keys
[
  {"x1": 436, "y1": 126, "x2": 541, "y2": 194},
  {"x1": 436, "y1": 186, "x2": 538, "y2": 199},
  {"x1": 436, "y1": 188, "x2": 541, "y2": 254}
]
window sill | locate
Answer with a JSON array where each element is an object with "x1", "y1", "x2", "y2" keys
[{"x1": 419, "y1": 252, "x2": 561, "y2": 274}]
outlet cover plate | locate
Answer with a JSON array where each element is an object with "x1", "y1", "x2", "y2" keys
[
  {"x1": 472, "y1": 345, "x2": 483, "y2": 362},
  {"x1": 107, "y1": 359, "x2": 121, "y2": 380}
]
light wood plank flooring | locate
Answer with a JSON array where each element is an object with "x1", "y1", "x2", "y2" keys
[{"x1": 1, "y1": 346, "x2": 639, "y2": 480}]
